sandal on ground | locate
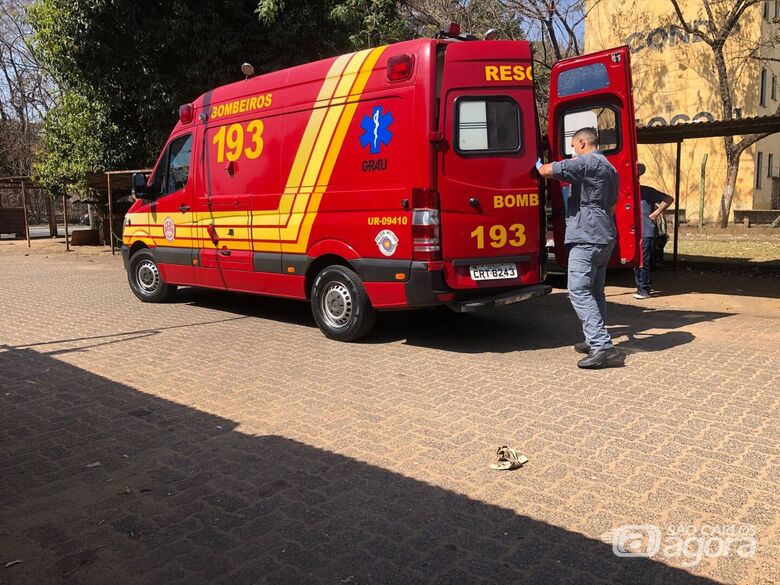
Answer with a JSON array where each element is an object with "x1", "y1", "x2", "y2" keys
[{"x1": 490, "y1": 445, "x2": 529, "y2": 471}]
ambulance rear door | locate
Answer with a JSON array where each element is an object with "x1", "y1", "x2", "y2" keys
[
  {"x1": 437, "y1": 40, "x2": 543, "y2": 289},
  {"x1": 547, "y1": 46, "x2": 641, "y2": 267}
]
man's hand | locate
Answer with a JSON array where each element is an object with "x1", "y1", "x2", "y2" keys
[{"x1": 536, "y1": 159, "x2": 554, "y2": 179}]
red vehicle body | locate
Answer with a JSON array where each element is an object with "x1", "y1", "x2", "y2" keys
[{"x1": 122, "y1": 38, "x2": 640, "y2": 341}]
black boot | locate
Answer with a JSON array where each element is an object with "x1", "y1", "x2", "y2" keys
[
  {"x1": 577, "y1": 347, "x2": 622, "y2": 369},
  {"x1": 574, "y1": 342, "x2": 590, "y2": 354}
]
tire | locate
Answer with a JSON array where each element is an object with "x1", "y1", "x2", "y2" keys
[
  {"x1": 128, "y1": 249, "x2": 178, "y2": 303},
  {"x1": 310, "y1": 265, "x2": 376, "y2": 342}
]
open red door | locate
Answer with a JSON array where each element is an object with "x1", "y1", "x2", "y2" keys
[{"x1": 547, "y1": 46, "x2": 641, "y2": 267}]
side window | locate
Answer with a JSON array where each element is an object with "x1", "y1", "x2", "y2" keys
[
  {"x1": 455, "y1": 97, "x2": 521, "y2": 154},
  {"x1": 561, "y1": 106, "x2": 619, "y2": 157},
  {"x1": 149, "y1": 134, "x2": 193, "y2": 198},
  {"x1": 166, "y1": 134, "x2": 193, "y2": 194}
]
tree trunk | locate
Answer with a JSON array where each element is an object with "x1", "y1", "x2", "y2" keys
[
  {"x1": 718, "y1": 150, "x2": 739, "y2": 228},
  {"x1": 47, "y1": 196, "x2": 58, "y2": 237}
]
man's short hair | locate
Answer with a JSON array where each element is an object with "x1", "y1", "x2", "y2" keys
[{"x1": 572, "y1": 127, "x2": 599, "y2": 146}]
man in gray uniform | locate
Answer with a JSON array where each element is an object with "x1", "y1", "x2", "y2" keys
[{"x1": 537, "y1": 127, "x2": 621, "y2": 369}]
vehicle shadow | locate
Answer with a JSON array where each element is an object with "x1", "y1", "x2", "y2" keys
[
  {"x1": 372, "y1": 292, "x2": 719, "y2": 355},
  {"x1": 163, "y1": 284, "x2": 723, "y2": 355},
  {"x1": 0, "y1": 345, "x2": 719, "y2": 585}
]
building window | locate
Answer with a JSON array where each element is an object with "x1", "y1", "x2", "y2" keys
[
  {"x1": 769, "y1": 153, "x2": 775, "y2": 178},
  {"x1": 760, "y1": 69, "x2": 767, "y2": 107},
  {"x1": 756, "y1": 152, "x2": 763, "y2": 189},
  {"x1": 773, "y1": 75, "x2": 777, "y2": 101},
  {"x1": 765, "y1": 0, "x2": 771, "y2": 19}
]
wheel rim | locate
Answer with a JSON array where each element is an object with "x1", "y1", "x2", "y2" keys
[
  {"x1": 320, "y1": 281, "x2": 353, "y2": 329},
  {"x1": 136, "y1": 260, "x2": 161, "y2": 294}
]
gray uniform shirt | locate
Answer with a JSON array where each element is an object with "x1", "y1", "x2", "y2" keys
[{"x1": 552, "y1": 151, "x2": 618, "y2": 245}]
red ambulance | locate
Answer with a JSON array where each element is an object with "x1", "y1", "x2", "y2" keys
[{"x1": 123, "y1": 36, "x2": 640, "y2": 341}]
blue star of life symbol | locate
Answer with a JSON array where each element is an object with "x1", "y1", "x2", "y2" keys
[{"x1": 360, "y1": 105, "x2": 394, "y2": 154}]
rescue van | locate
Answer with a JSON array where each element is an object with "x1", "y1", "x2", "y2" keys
[{"x1": 123, "y1": 36, "x2": 640, "y2": 341}]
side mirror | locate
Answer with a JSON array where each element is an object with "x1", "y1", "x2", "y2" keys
[{"x1": 132, "y1": 172, "x2": 155, "y2": 200}]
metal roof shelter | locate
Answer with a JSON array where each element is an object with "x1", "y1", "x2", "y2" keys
[
  {"x1": 86, "y1": 169, "x2": 151, "y2": 254},
  {"x1": 636, "y1": 114, "x2": 780, "y2": 268}
]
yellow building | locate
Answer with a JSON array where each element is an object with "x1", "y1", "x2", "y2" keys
[{"x1": 585, "y1": 0, "x2": 780, "y2": 223}]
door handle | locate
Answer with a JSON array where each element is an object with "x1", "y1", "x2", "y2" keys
[{"x1": 179, "y1": 203, "x2": 190, "y2": 212}]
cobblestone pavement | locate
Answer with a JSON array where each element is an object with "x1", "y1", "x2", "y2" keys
[{"x1": 1, "y1": 246, "x2": 778, "y2": 585}]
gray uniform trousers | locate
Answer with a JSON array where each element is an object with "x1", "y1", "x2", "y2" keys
[{"x1": 567, "y1": 242, "x2": 615, "y2": 351}]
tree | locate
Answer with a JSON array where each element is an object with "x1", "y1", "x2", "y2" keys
[
  {"x1": 400, "y1": 0, "x2": 524, "y2": 40},
  {"x1": 28, "y1": 0, "x2": 369, "y2": 195},
  {"x1": 669, "y1": 0, "x2": 775, "y2": 227},
  {"x1": 0, "y1": 0, "x2": 55, "y2": 177}
]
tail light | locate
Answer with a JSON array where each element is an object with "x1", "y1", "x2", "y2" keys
[
  {"x1": 387, "y1": 54, "x2": 413, "y2": 82},
  {"x1": 412, "y1": 188, "x2": 441, "y2": 261}
]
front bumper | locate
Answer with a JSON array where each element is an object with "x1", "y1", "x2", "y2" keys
[{"x1": 121, "y1": 245, "x2": 130, "y2": 272}]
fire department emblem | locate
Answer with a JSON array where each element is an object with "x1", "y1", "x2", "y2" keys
[
  {"x1": 360, "y1": 105, "x2": 394, "y2": 154},
  {"x1": 163, "y1": 217, "x2": 176, "y2": 242},
  {"x1": 375, "y1": 229, "x2": 398, "y2": 256}
]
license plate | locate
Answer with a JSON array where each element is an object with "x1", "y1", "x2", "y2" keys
[{"x1": 469, "y1": 263, "x2": 518, "y2": 281}]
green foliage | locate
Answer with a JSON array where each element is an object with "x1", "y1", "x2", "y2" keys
[
  {"x1": 329, "y1": 0, "x2": 410, "y2": 49},
  {"x1": 32, "y1": 91, "x2": 112, "y2": 196},
  {"x1": 29, "y1": 0, "x2": 374, "y2": 192}
]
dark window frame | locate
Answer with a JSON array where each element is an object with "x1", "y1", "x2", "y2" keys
[
  {"x1": 557, "y1": 103, "x2": 623, "y2": 158},
  {"x1": 772, "y1": 75, "x2": 777, "y2": 101},
  {"x1": 453, "y1": 95, "x2": 523, "y2": 157},
  {"x1": 768, "y1": 153, "x2": 774, "y2": 178},
  {"x1": 756, "y1": 151, "x2": 763, "y2": 189},
  {"x1": 760, "y1": 69, "x2": 767, "y2": 107},
  {"x1": 150, "y1": 133, "x2": 193, "y2": 199}
]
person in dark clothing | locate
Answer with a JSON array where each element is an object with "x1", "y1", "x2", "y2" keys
[{"x1": 634, "y1": 164, "x2": 674, "y2": 299}]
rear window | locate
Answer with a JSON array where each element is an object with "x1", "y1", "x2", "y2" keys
[
  {"x1": 560, "y1": 105, "x2": 620, "y2": 156},
  {"x1": 455, "y1": 97, "x2": 521, "y2": 155}
]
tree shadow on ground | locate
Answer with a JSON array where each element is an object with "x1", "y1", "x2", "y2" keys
[{"x1": 0, "y1": 345, "x2": 718, "y2": 585}]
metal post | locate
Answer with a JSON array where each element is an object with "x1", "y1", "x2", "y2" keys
[
  {"x1": 21, "y1": 180, "x2": 30, "y2": 247},
  {"x1": 699, "y1": 153, "x2": 707, "y2": 229},
  {"x1": 673, "y1": 141, "x2": 682, "y2": 270},
  {"x1": 108, "y1": 173, "x2": 114, "y2": 255},
  {"x1": 62, "y1": 193, "x2": 70, "y2": 252}
]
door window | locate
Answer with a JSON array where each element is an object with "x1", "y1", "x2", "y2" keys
[
  {"x1": 455, "y1": 97, "x2": 520, "y2": 154},
  {"x1": 149, "y1": 134, "x2": 193, "y2": 198},
  {"x1": 560, "y1": 106, "x2": 619, "y2": 156}
]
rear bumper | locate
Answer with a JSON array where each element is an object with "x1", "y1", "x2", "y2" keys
[
  {"x1": 447, "y1": 284, "x2": 552, "y2": 313},
  {"x1": 403, "y1": 260, "x2": 550, "y2": 310}
]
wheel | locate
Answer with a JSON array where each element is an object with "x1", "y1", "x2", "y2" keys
[
  {"x1": 128, "y1": 249, "x2": 178, "y2": 303},
  {"x1": 310, "y1": 265, "x2": 376, "y2": 341}
]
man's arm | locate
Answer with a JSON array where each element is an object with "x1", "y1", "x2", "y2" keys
[
  {"x1": 648, "y1": 193, "x2": 674, "y2": 221},
  {"x1": 536, "y1": 157, "x2": 585, "y2": 182}
]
